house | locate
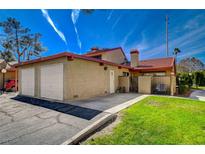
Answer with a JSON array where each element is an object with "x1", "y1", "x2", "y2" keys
[
  {"x1": 84, "y1": 47, "x2": 128, "y2": 65},
  {"x1": 129, "y1": 50, "x2": 176, "y2": 95},
  {"x1": 14, "y1": 47, "x2": 176, "y2": 101},
  {"x1": 0, "y1": 60, "x2": 17, "y2": 90}
]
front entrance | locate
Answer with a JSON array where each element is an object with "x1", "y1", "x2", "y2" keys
[{"x1": 109, "y1": 70, "x2": 115, "y2": 93}]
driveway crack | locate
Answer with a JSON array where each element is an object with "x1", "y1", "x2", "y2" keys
[
  {"x1": 0, "y1": 122, "x2": 57, "y2": 144},
  {"x1": 56, "y1": 114, "x2": 82, "y2": 129},
  {"x1": 0, "y1": 109, "x2": 14, "y2": 122}
]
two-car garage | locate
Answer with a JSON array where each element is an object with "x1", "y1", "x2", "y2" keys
[
  {"x1": 17, "y1": 53, "x2": 131, "y2": 101},
  {"x1": 20, "y1": 63, "x2": 64, "y2": 101}
]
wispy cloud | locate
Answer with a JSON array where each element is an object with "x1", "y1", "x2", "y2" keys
[
  {"x1": 122, "y1": 30, "x2": 148, "y2": 52},
  {"x1": 111, "y1": 15, "x2": 122, "y2": 30},
  {"x1": 134, "y1": 32, "x2": 149, "y2": 51},
  {"x1": 106, "y1": 10, "x2": 114, "y2": 22},
  {"x1": 121, "y1": 28, "x2": 135, "y2": 47},
  {"x1": 144, "y1": 24, "x2": 205, "y2": 59},
  {"x1": 41, "y1": 9, "x2": 67, "y2": 45},
  {"x1": 71, "y1": 9, "x2": 82, "y2": 49},
  {"x1": 184, "y1": 14, "x2": 205, "y2": 30}
]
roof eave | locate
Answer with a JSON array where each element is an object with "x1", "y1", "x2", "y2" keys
[{"x1": 132, "y1": 66, "x2": 173, "y2": 72}]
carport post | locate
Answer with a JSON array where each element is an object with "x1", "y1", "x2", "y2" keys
[{"x1": 1, "y1": 68, "x2": 7, "y2": 92}]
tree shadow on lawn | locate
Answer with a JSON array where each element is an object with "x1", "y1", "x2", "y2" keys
[{"x1": 12, "y1": 95, "x2": 102, "y2": 120}]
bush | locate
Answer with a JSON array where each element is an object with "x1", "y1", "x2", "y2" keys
[
  {"x1": 177, "y1": 72, "x2": 193, "y2": 94},
  {"x1": 177, "y1": 71, "x2": 205, "y2": 94},
  {"x1": 194, "y1": 71, "x2": 205, "y2": 87},
  {"x1": 178, "y1": 85, "x2": 189, "y2": 94}
]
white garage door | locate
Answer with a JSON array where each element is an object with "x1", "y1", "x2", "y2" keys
[
  {"x1": 21, "y1": 68, "x2": 35, "y2": 96},
  {"x1": 40, "y1": 63, "x2": 63, "y2": 100}
]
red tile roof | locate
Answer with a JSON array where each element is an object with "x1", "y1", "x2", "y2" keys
[
  {"x1": 133, "y1": 57, "x2": 175, "y2": 72},
  {"x1": 84, "y1": 47, "x2": 126, "y2": 57},
  {"x1": 14, "y1": 52, "x2": 132, "y2": 69},
  {"x1": 14, "y1": 50, "x2": 175, "y2": 73}
]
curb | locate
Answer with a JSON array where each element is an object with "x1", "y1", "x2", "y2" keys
[
  {"x1": 105, "y1": 95, "x2": 148, "y2": 114},
  {"x1": 61, "y1": 94, "x2": 148, "y2": 145},
  {"x1": 61, "y1": 113, "x2": 116, "y2": 145}
]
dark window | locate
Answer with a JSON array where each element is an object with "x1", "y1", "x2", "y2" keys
[
  {"x1": 92, "y1": 55, "x2": 102, "y2": 59},
  {"x1": 123, "y1": 72, "x2": 129, "y2": 77}
]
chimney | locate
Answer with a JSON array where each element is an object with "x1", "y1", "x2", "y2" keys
[
  {"x1": 130, "y1": 49, "x2": 139, "y2": 67},
  {"x1": 91, "y1": 47, "x2": 99, "y2": 52}
]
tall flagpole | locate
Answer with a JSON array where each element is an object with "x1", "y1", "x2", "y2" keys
[{"x1": 166, "y1": 15, "x2": 169, "y2": 57}]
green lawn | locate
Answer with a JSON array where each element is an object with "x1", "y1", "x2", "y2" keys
[
  {"x1": 192, "y1": 86, "x2": 205, "y2": 90},
  {"x1": 85, "y1": 96, "x2": 205, "y2": 145}
]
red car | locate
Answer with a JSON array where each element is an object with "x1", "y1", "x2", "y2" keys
[{"x1": 4, "y1": 80, "x2": 16, "y2": 91}]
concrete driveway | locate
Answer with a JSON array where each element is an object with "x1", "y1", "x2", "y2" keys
[
  {"x1": 189, "y1": 90, "x2": 205, "y2": 101},
  {"x1": 0, "y1": 93, "x2": 142, "y2": 145}
]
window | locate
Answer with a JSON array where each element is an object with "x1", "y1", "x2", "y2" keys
[
  {"x1": 123, "y1": 72, "x2": 129, "y2": 77},
  {"x1": 92, "y1": 55, "x2": 102, "y2": 59}
]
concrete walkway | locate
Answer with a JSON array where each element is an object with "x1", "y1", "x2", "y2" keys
[
  {"x1": 189, "y1": 90, "x2": 205, "y2": 101},
  {"x1": 0, "y1": 93, "x2": 146, "y2": 145}
]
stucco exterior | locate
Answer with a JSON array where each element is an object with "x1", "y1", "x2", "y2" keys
[
  {"x1": 138, "y1": 76, "x2": 152, "y2": 94},
  {"x1": 119, "y1": 76, "x2": 130, "y2": 92},
  {"x1": 18, "y1": 57, "x2": 130, "y2": 101},
  {"x1": 101, "y1": 48, "x2": 126, "y2": 64},
  {"x1": 16, "y1": 48, "x2": 177, "y2": 101}
]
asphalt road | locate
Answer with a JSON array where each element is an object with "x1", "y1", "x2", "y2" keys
[
  {"x1": 0, "y1": 93, "x2": 141, "y2": 144},
  {"x1": 189, "y1": 90, "x2": 205, "y2": 101}
]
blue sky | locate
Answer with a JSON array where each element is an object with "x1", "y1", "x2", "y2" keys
[{"x1": 0, "y1": 9, "x2": 205, "y2": 62}]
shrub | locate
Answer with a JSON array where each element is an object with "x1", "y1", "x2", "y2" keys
[
  {"x1": 194, "y1": 71, "x2": 205, "y2": 87},
  {"x1": 178, "y1": 85, "x2": 189, "y2": 94}
]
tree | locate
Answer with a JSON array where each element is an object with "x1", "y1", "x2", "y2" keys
[
  {"x1": 173, "y1": 48, "x2": 181, "y2": 60},
  {"x1": 0, "y1": 17, "x2": 46, "y2": 63},
  {"x1": 0, "y1": 50, "x2": 16, "y2": 63},
  {"x1": 194, "y1": 72, "x2": 201, "y2": 88}
]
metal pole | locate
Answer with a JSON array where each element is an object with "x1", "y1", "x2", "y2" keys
[
  {"x1": 2, "y1": 73, "x2": 5, "y2": 93},
  {"x1": 166, "y1": 15, "x2": 169, "y2": 57}
]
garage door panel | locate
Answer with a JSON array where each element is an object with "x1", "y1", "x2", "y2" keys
[
  {"x1": 21, "y1": 68, "x2": 35, "y2": 96},
  {"x1": 40, "y1": 64, "x2": 63, "y2": 100}
]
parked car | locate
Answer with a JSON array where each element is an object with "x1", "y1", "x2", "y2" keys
[{"x1": 4, "y1": 79, "x2": 16, "y2": 92}]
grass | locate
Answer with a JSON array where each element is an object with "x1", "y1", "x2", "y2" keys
[
  {"x1": 85, "y1": 96, "x2": 205, "y2": 145},
  {"x1": 192, "y1": 86, "x2": 205, "y2": 90}
]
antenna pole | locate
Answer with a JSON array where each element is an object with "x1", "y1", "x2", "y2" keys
[{"x1": 166, "y1": 15, "x2": 169, "y2": 57}]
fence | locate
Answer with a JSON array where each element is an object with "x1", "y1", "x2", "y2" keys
[
  {"x1": 151, "y1": 76, "x2": 171, "y2": 95},
  {"x1": 130, "y1": 76, "x2": 138, "y2": 92},
  {"x1": 138, "y1": 75, "x2": 173, "y2": 95}
]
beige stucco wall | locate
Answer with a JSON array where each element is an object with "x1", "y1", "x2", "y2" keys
[
  {"x1": 171, "y1": 75, "x2": 176, "y2": 95},
  {"x1": 65, "y1": 58, "x2": 129, "y2": 100},
  {"x1": 18, "y1": 57, "x2": 130, "y2": 101},
  {"x1": 102, "y1": 49, "x2": 126, "y2": 64},
  {"x1": 132, "y1": 69, "x2": 176, "y2": 95},
  {"x1": 119, "y1": 76, "x2": 130, "y2": 92},
  {"x1": 138, "y1": 76, "x2": 152, "y2": 94}
]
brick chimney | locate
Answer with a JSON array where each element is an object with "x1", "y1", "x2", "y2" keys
[
  {"x1": 91, "y1": 47, "x2": 99, "y2": 52},
  {"x1": 130, "y1": 49, "x2": 139, "y2": 67}
]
